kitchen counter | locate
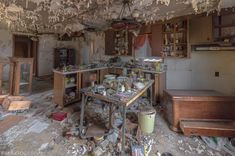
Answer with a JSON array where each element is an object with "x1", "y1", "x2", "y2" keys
[
  {"x1": 53, "y1": 66, "x2": 165, "y2": 75},
  {"x1": 53, "y1": 65, "x2": 166, "y2": 107}
]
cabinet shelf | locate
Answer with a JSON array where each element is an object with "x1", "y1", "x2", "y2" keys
[
  {"x1": 65, "y1": 83, "x2": 77, "y2": 89},
  {"x1": 216, "y1": 35, "x2": 235, "y2": 39},
  {"x1": 19, "y1": 82, "x2": 29, "y2": 86},
  {"x1": 163, "y1": 31, "x2": 174, "y2": 34},
  {"x1": 214, "y1": 23, "x2": 235, "y2": 28},
  {"x1": 213, "y1": 12, "x2": 235, "y2": 43},
  {"x1": 162, "y1": 19, "x2": 189, "y2": 58}
]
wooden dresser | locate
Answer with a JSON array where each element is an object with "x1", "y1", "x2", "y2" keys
[{"x1": 163, "y1": 90, "x2": 235, "y2": 133}]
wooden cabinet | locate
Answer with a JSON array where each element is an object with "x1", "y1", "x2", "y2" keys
[
  {"x1": 151, "y1": 24, "x2": 163, "y2": 56},
  {"x1": 0, "y1": 59, "x2": 14, "y2": 95},
  {"x1": 10, "y1": 57, "x2": 34, "y2": 95},
  {"x1": 152, "y1": 72, "x2": 166, "y2": 103},
  {"x1": 162, "y1": 19, "x2": 189, "y2": 58},
  {"x1": 189, "y1": 16, "x2": 213, "y2": 43},
  {"x1": 53, "y1": 68, "x2": 166, "y2": 107},
  {"x1": 54, "y1": 68, "x2": 109, "y2": 107},
  {"x1": 105, "y1": 29, "x2": 133, "y2": 56},
  {"x1": 54, "y1": 48, "x2": 75, "y2": 69},
  {"x1": 54, "y1": 72, "x2": 80, "y2": 107},
  {"x1": 213, "y1": 12, "x2": 235, "y2": 43},
  {"x1": 151, "y1": 18, "x2": 189, "y2": 58},
  {"x1": 163, "y1": 90, "x2": 235, "y2": 132}
]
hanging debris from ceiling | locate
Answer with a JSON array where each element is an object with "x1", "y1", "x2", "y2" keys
[{"x1": 0, "y1": 0, "x2": 234, "y2": 34}]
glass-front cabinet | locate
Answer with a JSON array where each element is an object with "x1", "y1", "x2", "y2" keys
[
  {"x1": 0, "y1": 58, "x2": 14, "y2": 95},
  {"x1": 10, "y1": 57, "x2": 34, "y2": 95}
]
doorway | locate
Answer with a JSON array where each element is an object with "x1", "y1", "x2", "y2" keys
[
  {"x1": 13, "y1": 35, "x2": 53, "y2": 94},
  {"x1": 13, "y1": 35, "x2": 38, "y2": 76}
]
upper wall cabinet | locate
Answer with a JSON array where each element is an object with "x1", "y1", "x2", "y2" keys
[
  {"x1": 161, "y1": 19, "x2": 189, "y2": 58},
  {"x1": 54, "y1": 48, "x2": 75, "y2": 69},
  {"x1": 105, "y1": 29, "x2": 133, "y2": 56},
  {"x1": 189, "y1": 16, "x2": 213, "y2": 44},
  {"x1": 213, "y1": 12, "x2": 235, "y2": 44},
  {"x1": 151, "y1": 24, "x2": 163, "y2": 56}
]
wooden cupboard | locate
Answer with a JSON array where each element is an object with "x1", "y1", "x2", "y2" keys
[
  {"x1": 54, "y1": 72, "x2": 80, "y2": 107},
  {"x1": 189, "y1": 15, "x2": 213, "y2": 44},
  {"x1": 10, "y1": 57, "x2": 34, "y2": 95},
  {"x1": 0, "y1": 59, "x2": 14, "y2": 95},
  {"x1": 162, "y1": 19, "x2": 189, "y2": 58},
  {"x1": 105, "y1": 29, "x2": 134, "y2": 56},
  {"x1": 151, "y1": 24, "x2": 163, "y2": 56},
  {"x1": 53, "y1": 67, "x2": 166, "y2": 107},
  {"x1": 54, "y1": 48, "x2": 75, "y2": 69},
  {"x1": 53, "y1": 68, "x2": 109, "y2": 107},
  {"x1": 163, "y1": 90, "x2": 235, "y2": 132},
  {"x1": 213, "y1": 12, "x2": 235, "y2": 43}
]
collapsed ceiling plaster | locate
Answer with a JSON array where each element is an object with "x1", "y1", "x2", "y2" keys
[{"x1": 0, "y1": 0, "x2": 234, "y2": 34}]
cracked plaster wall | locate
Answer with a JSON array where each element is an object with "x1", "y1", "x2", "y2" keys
[
  {"x1": 165, "y1": 52, "x2": 235, "y2": 96},
  {"x1": 0, "y1": 29, "x2": 81, "y2": 77},
  {"x1": 0, "y1": 30, "x2": 13, "y2": 58},
  {"x1": 38, "y1": 35, "x2": 80, "y2": 76}
]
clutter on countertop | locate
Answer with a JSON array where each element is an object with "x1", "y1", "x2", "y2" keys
[
  {"x1": 81, "y1": 73, "x2": 152, "y2": 104},
  {"x1": 54, "y1": 57, "x2": 165, "y2": 74}
]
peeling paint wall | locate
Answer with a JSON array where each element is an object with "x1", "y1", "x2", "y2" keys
[
  {"x1": 38, "y1": 35, "x2": 80, "y2": 76},
  {"x1": 165, "y1": 51, "x2": 235, "y2": 96},
  {"x1": 0, "y1": 29, "x2": 13, "y2": 58},
  {"x1": 37, "y1": 35, "x2": 56, "y2": 76},
  {"x1": 0, "y1": 29, "x2": 81, "y2": 77}
]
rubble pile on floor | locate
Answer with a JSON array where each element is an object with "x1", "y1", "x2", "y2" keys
[
  {"x1": 0, "y1": 90, "x2": 234, "y2": 156},
  {"x1": 60, "y1": 97, "x2": 157, "y2": 156}
]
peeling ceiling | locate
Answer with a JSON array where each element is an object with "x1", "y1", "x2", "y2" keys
[{"x1": 0, "y1": 0, "x2": 234, "y2": 34}]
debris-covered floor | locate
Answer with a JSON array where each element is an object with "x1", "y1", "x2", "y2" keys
[{"x1": 0, "y1": 90, "x2": 234, "y2": 156}]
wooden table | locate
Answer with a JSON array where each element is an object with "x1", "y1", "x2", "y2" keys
[{"x1": 79, "y1": 80, "x2": 154, "y2": 155}]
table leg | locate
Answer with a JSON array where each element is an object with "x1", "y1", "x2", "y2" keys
[
  {"x1": 121, "y1": 105, "x2": 126, "y2": 156},
  {"x1": 79, "y1": 94, "x2": 86, "y2": 137},
  {"x1": 150, "y1": 85, "x2": 153, "y2": 106},
  {"x1": 109, "y1": 103, "x2": 114, "y2": 129}
]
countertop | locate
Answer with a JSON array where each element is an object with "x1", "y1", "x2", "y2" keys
[{"x1": 53, "y1": 66, "x2": 165, "y2": 75}]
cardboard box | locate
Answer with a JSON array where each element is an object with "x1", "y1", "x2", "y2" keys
[{"x1": 2, "y1": 96, "x2": 31, "y2": 111}]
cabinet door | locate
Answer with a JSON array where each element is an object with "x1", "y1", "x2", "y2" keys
[
  {"x1": 189, "y1": 16, "x2": 212, "y2": 43},
  {"x1": 54, "y1": 49, "x2": 60, "y2": 68},
  {"x1": 105, "y1": 29, "x2": 116, "y2": 55},
  {"x1": 67, "y1": 49, "x2": 75, "y2": 66},
  {"x1": 127, "y1": 32, "x2": 133, "y2": 56},
  {"x1": 151, "y1": 24, "x2": 163, "y2": 56}
]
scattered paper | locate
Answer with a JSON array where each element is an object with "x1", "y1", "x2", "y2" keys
[{"x1": 27, "y1": 120, "x2": 49, "y2": 134}]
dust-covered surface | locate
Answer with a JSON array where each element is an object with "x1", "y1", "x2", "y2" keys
[{"x1": 0, "y1": 90, "x2": 232, "y2": 156}]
